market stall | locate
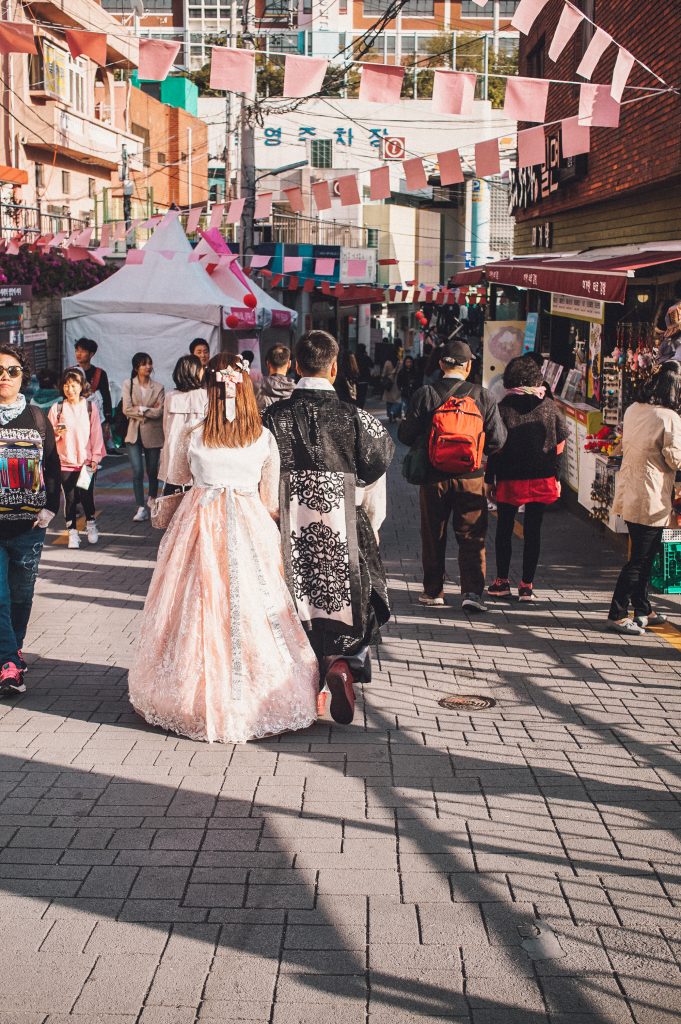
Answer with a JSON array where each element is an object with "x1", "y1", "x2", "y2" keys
[{"x1": 453, "y1": 241, "x2": 681, "y2": 542}]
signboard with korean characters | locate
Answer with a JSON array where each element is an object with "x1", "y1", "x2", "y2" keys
[
  {"x1": 339, "y1": 247, "x2": 377, "y2": 285},
  {"x1": 551, "y1": 292, "x2": 605, "y2": 324}
]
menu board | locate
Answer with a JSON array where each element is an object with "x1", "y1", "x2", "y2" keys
[{"x1": 555, "y1": 398, "x2": 603, "y2": 494}]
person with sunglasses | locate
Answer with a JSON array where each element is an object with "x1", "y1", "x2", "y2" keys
[{"x1": 0, "y1": 345, "x2": 60, "y2": 693}]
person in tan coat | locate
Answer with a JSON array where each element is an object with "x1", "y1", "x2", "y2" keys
[
  {"x1": 608, "y1": 360, "x2": 681, "y2": 635},
  {"x1": 122, "y1": 352, "x2": 165, "y2": 522}
]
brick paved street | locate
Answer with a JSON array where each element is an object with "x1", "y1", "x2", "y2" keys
[{"x1": 2, "y1": 437, "x2": 681, "y2": 1024}]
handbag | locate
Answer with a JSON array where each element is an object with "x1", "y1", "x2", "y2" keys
[
  {"x1": 112, "y1": 400, "x2": 128, "y2": 448},
  {"x1": 150, "y1": 486, "x2": 190, "y2": 530},
  {"x1": 401, "y1": 437, "x2": 430, "y2": 485}
]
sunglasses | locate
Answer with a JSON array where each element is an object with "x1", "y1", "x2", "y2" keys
[{"x1": 0, "y1": 365, "x2": 22, "y2": 379}]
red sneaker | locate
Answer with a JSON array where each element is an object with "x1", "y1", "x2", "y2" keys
[
  {"x1": 0, "y1": 662, "x2": 26, "y2": 694},
  {"x1": 316, "y1": 691, "x2": 328, "y2": 717},
  {"x1": 17, "y1": 650, "x2": 27, "y2": 672},
  {"x1": 325, "y1": 660, "x2": 355, "y2": 725}
]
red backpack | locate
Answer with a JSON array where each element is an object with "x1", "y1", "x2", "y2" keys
[{"x1": 428, "y1": 386, "x2": 485, "y2": 475}]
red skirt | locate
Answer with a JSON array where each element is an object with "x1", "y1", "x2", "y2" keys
[{"x1": 495, "y1": 476, "x2": 560, "y2": 507}]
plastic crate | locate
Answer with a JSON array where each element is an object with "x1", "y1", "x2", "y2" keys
[{"x1": 651, "y1": 541, "x2": 681, "y2": 593}]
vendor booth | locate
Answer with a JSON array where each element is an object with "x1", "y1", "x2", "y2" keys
[
  {"x1": 62, "y1": 217, "x2": 228, "y2": 390},
  {"x1": 452, "y1": 241, "x2": 681, "y2": 541}
]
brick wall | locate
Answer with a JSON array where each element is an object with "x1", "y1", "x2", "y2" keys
[{"x1": 516, "y1": 0, "x2": 681, "y2": 225}]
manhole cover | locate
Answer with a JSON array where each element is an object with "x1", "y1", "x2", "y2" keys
[{"x1": 437, "y1": 694, "x2": 496, "y2": 711}]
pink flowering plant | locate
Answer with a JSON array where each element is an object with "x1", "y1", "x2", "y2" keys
[{"x1": 0, "y1": 246, "x2": 113, "y2": 298}]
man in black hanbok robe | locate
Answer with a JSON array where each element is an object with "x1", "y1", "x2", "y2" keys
[{"x1": 263, "y1": 330, "x2": 394, "y2": 724}]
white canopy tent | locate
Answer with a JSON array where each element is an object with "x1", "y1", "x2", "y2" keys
[{"x1": 61, "y1": 216, "x2": 227, "y2": 390}]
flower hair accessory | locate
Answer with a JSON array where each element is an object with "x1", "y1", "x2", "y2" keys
[{"x1": 215, "y1": 363, "x2": 244, "y2": 422}]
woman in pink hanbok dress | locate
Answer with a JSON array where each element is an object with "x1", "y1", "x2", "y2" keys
[{"x1": 128, "y1": 353, "x2": 319, "y2": 743}]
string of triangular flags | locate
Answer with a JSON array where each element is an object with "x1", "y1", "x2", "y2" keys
[{"x1": 1, "y1": 0, "x2": 665, "y2": 107}]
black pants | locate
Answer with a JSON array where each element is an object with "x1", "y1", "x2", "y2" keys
[
  {"x1": 609, "y1": 522, "x2": 663, "y2": 620},
  {"x1": 495, "y1": 502, "x2": 545, "y2": 585},
  {"x1": 62, "y1": 469, "x2": 96, "y2": 529}
]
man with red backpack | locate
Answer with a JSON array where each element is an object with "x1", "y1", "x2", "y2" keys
[{"x1": 398, "y1": 340, "x2": 506, "y2": 613}]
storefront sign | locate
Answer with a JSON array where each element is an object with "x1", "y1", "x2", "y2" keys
[
  {"x1": 523, "y1": 312, "x2": 539, "y2": 353},
  {"x1": 0, "y1": 285, "x2": 31, "y2": 303},
  {"x1": 531, "y1": 222, "x2": 553, "y2": 249},
  {"x1": 340, "y1": 247, "x2": 377, "y2": 284},
  {"x1": 551, "y1": 292, "x2": 605, "y2": 324},
  {"x1": 510, "y1": 128, "x2": 587, "y2": 214}
]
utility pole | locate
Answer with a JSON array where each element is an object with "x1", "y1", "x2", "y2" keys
[
  {"x1": 492, "y1": 0, "x2": 500, "y2": 58},
  {"x1": 121, "y1": 144, "x2": 132, "y2": 243},
  {"x1": 225, "y1": 0, "x2": 237, "y2": 200},
  {"x1": 239, "y1": 0, "x2": 256, "y2": 258},
  {"x1": 187, "y1": 126, "x2": 193, "y2": 208}
]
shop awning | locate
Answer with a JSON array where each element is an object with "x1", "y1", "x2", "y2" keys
[
  {"x1": 0, "y1": 166, "x2": 28, "y2": 186},
  {"x1": 452, "y1": 247, "x2": 681, "y2": 305}
]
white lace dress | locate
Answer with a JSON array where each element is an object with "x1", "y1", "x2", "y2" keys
[{"x1": 128, "y1": 428, "x2": 319, "y2": 743}]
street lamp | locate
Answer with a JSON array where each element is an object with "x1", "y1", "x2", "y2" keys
[
  {"x1": 242, "y1": 159, "x2": 310, "y2": 256},
  {"x1": 254, "y1": 159, "x2": 309, "y2": 186}
]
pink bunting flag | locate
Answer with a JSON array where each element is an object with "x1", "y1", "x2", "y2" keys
[
  {"x1": 468, "y1": 0, "x2": 488, "y2": 5},
  {"x1": 315, "y1": 258, "x2": 335, "y2": 276},
  {"x1": 47, "y1": 231, "x2": 67, "y2": 248},
  {"x1": 226, "y1": 198, "x2": 245, "y2": 223},
  {"x1": 5, "y1": 238, "x2": 21, "y2": 256},
  {"x1": 65, "y1": 30, "x2": 106, "y2": 67},
  {"x1": 186, "y1": 207, "x2": 203, "y2": 235},
  {"x1": 561, "y1": 115, "x2": 591, "y2": 158},
  {"x1": 511, "y1": 0, "x2": 551, "y2": 34},
  {"x1": 282, "y1": 54, "x2": 328, "y2": 98},
  {"x1": 210, "y1": 47, "x2": 255, "y2": 93},
  {"x1": 254, "y1": 193, "x2": 273, "y2": 220},
  {"x1": 89, "y1": 247, "x2": 110, "y2": 266},
  {"x1": 370, "y1": 166, "x2": 391, "y2": 201},
  {"x1": 250, "y1": 254, "x2": 271, "y2": 268},
  {"x1": 138, "y1": 40, "x2": 180, "y2": 82},
  {"x1": 209, "y1": 204, "x2": 225, "y2": 230},
  {"x1": 403, "y1": 157, "x2": 427, "y2": 191},
  {"x1": 312, "y1": 180, "x2": 332, "y2": 211},
  {"x1": 0, "y1": 23, "x2": 37, "y2": 56},
  {"x1": 113, "y1": 222, "x2": 126, "y2": 241},
  {"x1": 284, "y1": 187, "x2": 305, "y2": 214},
  {"x1": 548, "y1": 3, "x2": 585, "y2": 62},
  {"x1": 579, "y1": 83, "x2": 621, "y2": 128},
  {"x1": 431, "y1": 70, "x2": 477, "y2": 115},
  {"x1": 517, "y1": 126, "x2": 546, "y2": 168},
  {"x1": 359, "y1": 63, "x2": 404, "y2": 104},
  {"x1": 348, "y1": 259, "x2": 367, "y2": 278},
  {"x1": 125, "y1": 250, "x2": 145, "y2": 265},
  {"x1": 188, "y1": 252, "x2": 202, "y2": 263},
  {"x1": 283, "y1": 256, "x2": 303, "y2": 273},
  {"x1": 336, "y1": 175, "x2": 360, "y2": 207},
  {"x1": 159, "y1": 250, "x2": 176, "y2": 261},
  {"x1": 438, "y1": 149, "x2": 463, "y2": 187},
  {"x1": 611, "y1": 47, "x2": 635, "y2": 103},
  {"x1": 503, "y1": 76, "x2": 550, "y2": 123},
  {"x1": 100, "y1": 223, "x2": 111, "y2": 247},
  {"x1": 72, "y1": 226, "x2": 94, "y2": 248},
  {"x1": 576, "y1": 27, "x2": 612, "y2": 80},
  {"x1": 475, "y1": 138, "x2": 501, "y2": 177},
  {"x1": 66, "y1": 247, "x2": 90, "y2": 263}
]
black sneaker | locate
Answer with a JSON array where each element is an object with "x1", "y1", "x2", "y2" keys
[
  {"x1": 488, "y1": 578, "x2": 511, "y2": 598},
  {"x1": 462, "y1": 593, "x2": 487, "y2": 613},
  {"x1": 518, "y1": 583, "x2": 535, "y2": 603}
]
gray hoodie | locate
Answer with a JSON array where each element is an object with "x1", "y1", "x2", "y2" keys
[{"x1": 256, "y1": 373, "x2": 296, "y2": 412}]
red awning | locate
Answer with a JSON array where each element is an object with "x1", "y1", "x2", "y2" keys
[
  {"x1": 0, "y1": 165, "x2": 28, "y2": 186},
  {"x1": 452, "y1": 250, "x2": 681, "y2": 305}
]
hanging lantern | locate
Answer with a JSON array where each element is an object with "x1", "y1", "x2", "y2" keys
[
  {"x1": 226, "y1": 313, "x2": 240, "y2": 329},
  {"x1": 243, "y1": 292, "x2": 257, "y2": 309}
]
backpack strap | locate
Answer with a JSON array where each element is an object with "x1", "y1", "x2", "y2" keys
[{"x1": 90, "y1": 367, "x2": 102, "y2": 391}]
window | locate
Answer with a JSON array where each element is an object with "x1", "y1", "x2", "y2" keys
[
  {"x1": 131, "y1": 123, "x2": 151, "y2": 167},
  {"x1": 367, "y1": 227, "x2": 379, "y2": 247},
  {"x1": 37, "y1": 41, "x2": 87, "y2": 113},
  {"x1": 339, "y1": 0, "x2": 347, "y2": 11},
  {"x1": 527, "y1": 37, "x2": 545, "y2": 79},
  {"x1": 461, "y1": 0, "x2": 519, "y2": 15},
  {"x1": 35, "y1": 164, "x2": 45, "y2": 188},
  {"x1": 157, "y1": 152, "x2": 167, "y2": 164},
  {"x1": 61, "y1": 171, "x2": 71, "y2": 195},
  {"x1": 364, "y1": 0, "x2": 434, "y2": 12},
  {"x1": 88, "y1": 177, "x2": 96, "y2": 198},
  {"x1": 311, "y1": 138, "x2": 332, "y2": 168}
]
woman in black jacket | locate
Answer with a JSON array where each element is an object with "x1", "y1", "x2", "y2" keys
[{"x1": 485, "y1": 355, "x2": 569, "y2": 602}]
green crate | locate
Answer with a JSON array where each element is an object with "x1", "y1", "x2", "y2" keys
[{"x1": 651, "y1": 541, "x2": 681, "y2": 593}]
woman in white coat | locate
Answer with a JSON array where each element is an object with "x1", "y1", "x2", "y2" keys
[
  {"x1": 608, "y1": 360, "x2": 681, "y2": 635},
  {"x1": 159, "y1": 354, "x2": 207, "y2": 494}
]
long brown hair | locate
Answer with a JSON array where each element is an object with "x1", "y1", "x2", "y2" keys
[{"x1": 203, "y1": 351, "x2": 263, "y2": 448}]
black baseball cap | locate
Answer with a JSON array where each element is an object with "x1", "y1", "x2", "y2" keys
[{"x1": 440, "y1": 340, "x2": 473, "y2": 366}]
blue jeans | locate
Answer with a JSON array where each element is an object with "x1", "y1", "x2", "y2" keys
[
  {"x1": 0, "y1": 527, "x2": 46, "y2": 668},
  {"x1": 126, "y1": 441, "x2": 160, "y2": 507}
]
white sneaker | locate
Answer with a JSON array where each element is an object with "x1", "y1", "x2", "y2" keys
[
  {"x1": 132, "y1": 506, "x2": 150, "y2": 522},
  {"x1": 68, "y1": 529, "x2": 80, "y2": 549},
  {"x1": 86, "y1": 519, "x2": 99, "y2": 545}
]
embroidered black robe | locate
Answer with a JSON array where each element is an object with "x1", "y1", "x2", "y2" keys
[{"x1": 263, "y1": 390, "x2": 394, "y2": 664}]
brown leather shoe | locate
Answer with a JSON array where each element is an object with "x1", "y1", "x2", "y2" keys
[
  {"x1": 316, "y1": 691, "x2": 328, "y2": 717},
  {"x1": 325, "y1": 660, "x2": 355, "y2": 725}
]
